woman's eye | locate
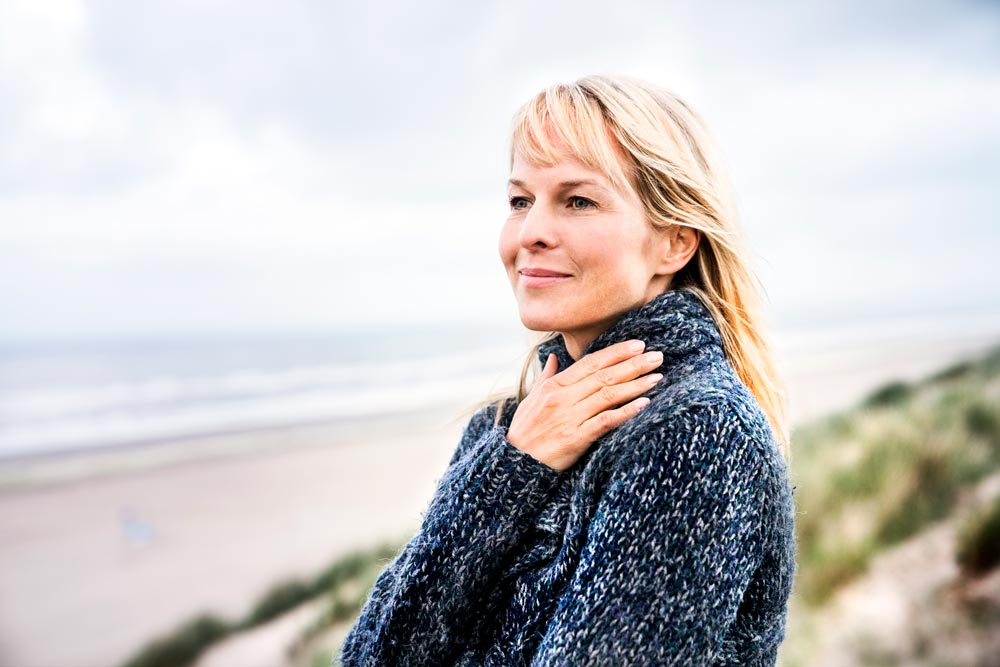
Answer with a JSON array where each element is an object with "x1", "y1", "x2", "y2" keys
[{"x1": 508, "y1": 196, "x2": 595, "y2": 211}]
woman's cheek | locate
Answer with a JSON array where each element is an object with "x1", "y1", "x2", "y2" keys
[{"x1": 497, "y1": 221, "x2": 518, "y2": 268}]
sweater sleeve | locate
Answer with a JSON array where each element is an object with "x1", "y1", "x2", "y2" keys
[
  {"x1": 531, "y1": 401, "x2": 766, "y2": 667},
  {"x1": 337, "y1": 404, "x2": 567, "y2": 667}
]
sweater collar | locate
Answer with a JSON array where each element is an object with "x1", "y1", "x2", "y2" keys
[{"x1": 535, "y1": 288, "x2": 725, "y2": 374}]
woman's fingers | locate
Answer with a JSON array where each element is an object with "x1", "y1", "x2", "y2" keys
[
  {"x1": 534, "y1": 353, "x2": 558, "y2": 387},
  {"x1": 575, "y1": 370, "x2": 663, "y2": 419},
  {"x1": 556, "y1": 347, "x2": 664, "y2": 407},
  {"x1": 579, "y1": 396, "x2": 652, "y2": 443},
  {"x1": 547, "y1": 340, "x2": 648, "y2": 389},
  {"x1": 527, "y1": 353, "x2": 559, "y2": 395}
]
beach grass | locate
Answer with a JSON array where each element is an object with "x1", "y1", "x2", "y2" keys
[
  {"x1": 792, "y1": 343, "x2": 1000, "y2": 606},
  {"x1": 956, "y1": 491, "x2": 1000, "y2": 576},
  {"x1": 116, "y1": 540, "x2": 401, "y2": 667}
]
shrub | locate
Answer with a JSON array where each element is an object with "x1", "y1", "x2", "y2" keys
[
  {"x1": 874, "y1": 448, "x2": 958, "y2": 547},
  {"x1": 119, "y1": 539, "x2": 407, "y2": 667},
  {"x1": 965, "y1": 401, "x2": 999, "y2": 441},
  {"x1": 242, "y1": 578, "x2": 314, "y2": 628},
  {"x1": 311, "y1": 648, "x2": 336, "y2": 667},
  {"x1": 982, "y1": 345, "x2": 1000, "y2": 377},
  {"x1": 796, "y1": 543, "x2": 873, "y2": 607},
  {"x1": 313, "y1": 541, "x2": 398, "y2": 592},
  {"x1": 862, "y1": 381, "x2": 912, "y2": 409},
  {"x1": 956, "y1": 493, "x2": 1000, "y2": 576},
  {"x1": 119, "y1": 614, "x2": 230, "y2": 667},
  {"x1": 828, "y1": 439, "x2": 908, "y2": 500},
  {"x1": 926, "y1": 361, "x2": 975, "y2": 383}
]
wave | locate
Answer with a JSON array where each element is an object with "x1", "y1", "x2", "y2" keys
[{"x1": 0, "y1": 341, "x2": 526, "y2": 459}]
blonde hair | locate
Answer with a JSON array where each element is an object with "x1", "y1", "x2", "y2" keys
[{"x1": 464, "y1": 74, "x2": 791, "y2": 461}]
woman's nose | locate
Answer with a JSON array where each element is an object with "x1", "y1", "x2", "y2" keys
[{"x1": 518, "y1": 204, "x2": 558, "y2": 248}]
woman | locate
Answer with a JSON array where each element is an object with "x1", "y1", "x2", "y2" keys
[{"x1": 338, "y1": 74, "x2": 797, "y2": 666}]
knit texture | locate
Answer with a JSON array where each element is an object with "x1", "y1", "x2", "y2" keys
[{"x1": 337, "y1": 288, "x2": 797, "y2": 666}]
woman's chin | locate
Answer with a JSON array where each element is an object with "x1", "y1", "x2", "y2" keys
[{"x1": 517, "y1": 310, "x2": 568, "y2": 333}]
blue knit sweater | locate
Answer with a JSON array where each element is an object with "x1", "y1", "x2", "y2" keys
[{"x1": 337, "y1": 288, "x2": 797, "y2": 666}]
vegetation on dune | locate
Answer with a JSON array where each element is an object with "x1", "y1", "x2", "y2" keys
[
  {"x1": 791, "y1": 343, "x2": 1000, "y2": 606},
  {"x1": 120, "y1": 614, "x2": 231, "y2": 667},
  {"x1": 957, "y1": 491, "x2": 1000, "y2": 576},
  {"x1": 117, "y1": 540, "x2": 401, "y2": 667}
]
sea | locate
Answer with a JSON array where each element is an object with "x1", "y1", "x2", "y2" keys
[
  {"x1": 2, "y1": 313, "x2": 999, "y2": 462},
  {"x1": 0, "y1": 324, "x2": 528, "y2": 461}
]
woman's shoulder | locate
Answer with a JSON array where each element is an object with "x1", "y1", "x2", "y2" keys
[
  {"x1": 464, "y1": 396, "x2": 519, "y2": 432},
  {"x1": 611, "y1": 365, "x2": 781, "y2": 475},
  {"x1": 683, "y1": 362, "x2": 774, "y2": 432},
  {"x1": 448, "y1": 397, "x2": 519, "y2": 467},
  {"x1": 460, "y1": 395, "x2": 512, "y2": 428}
]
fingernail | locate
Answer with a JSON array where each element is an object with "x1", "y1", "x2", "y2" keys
[
  {"x1": 645, "y1": 351, "x2": 663, "y2": 363},
  {"x1": 628, "y1": 340, "x2": 645, "y2": 353}
]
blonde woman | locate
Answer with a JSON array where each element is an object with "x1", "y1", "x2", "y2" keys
[{"x1": 338, "y1": 74, "x2": 797, "y2": 666}]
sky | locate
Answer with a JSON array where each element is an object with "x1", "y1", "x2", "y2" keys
[{"x1": 0, "y1": 0, "x2": 998, "y2": 339}]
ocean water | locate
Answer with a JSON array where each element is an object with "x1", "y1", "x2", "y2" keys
[
  {"x1": 3, "y1": 312, "x2": 999, "y2": 461},
  {"x1": 0, "y1": 325, "x2": 526, "y2": 460}
]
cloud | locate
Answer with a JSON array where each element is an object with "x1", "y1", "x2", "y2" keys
[{"x1": 0, "y1": 0, "x2": 997, "y2": 337}]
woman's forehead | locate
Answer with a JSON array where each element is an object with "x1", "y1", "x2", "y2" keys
[
  {"x1": 509, "y1": 152, "x2": 611, "y2": 187},
  {"x1": 509, "y1": 147, "x2": 638, "y2": 201},
  {"x1": 524, "y1": 123, "x2": 631, "y2": 184},
  {"x1": 519, "y1": 117, "x2": 613, "y2": 161}
]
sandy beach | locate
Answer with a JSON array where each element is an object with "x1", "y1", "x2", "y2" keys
[
  {"x1": 0, "y1": 407, "x2": 472, "y2": 667},
  {"x1": 0, "y1": 329, "x2": 998, "y2": 667}
]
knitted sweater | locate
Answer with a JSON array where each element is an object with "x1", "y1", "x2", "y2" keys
[{"x1": 337, "y1": 288, "x2": 797, "y2": 666}]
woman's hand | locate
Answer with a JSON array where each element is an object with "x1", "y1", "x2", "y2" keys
[{"x1": 506, "y1": 339, "x2": 664, "y2": 472}]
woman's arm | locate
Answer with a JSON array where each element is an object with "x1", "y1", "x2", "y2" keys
[
  {"x1": 338, "y1": 404, "x2": 566, "y2": 667},
  {"x1": 530, "y1": 401, "x2": 767, "y2": 667}
]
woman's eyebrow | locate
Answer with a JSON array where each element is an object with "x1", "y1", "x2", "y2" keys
[{"x1": 508, "y1": 178, "x2": 611, "y2": 193}]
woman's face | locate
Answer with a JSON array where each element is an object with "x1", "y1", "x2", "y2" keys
[{"x1": 499, "y1": 148, "x2": 680, "y2": 360}]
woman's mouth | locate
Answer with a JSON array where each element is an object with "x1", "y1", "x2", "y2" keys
[{"x1": 519, "y1": 269, "x2": 572, "y2": 288}]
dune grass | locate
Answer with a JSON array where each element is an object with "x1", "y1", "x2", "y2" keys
[
  {"x1": 791, "y1": 344, "x2": 1000, "y2": 606},
  {"x1": 120, "y1": 614, "x2": 231, "y2": 667},
  {"x1": 956, "y1": 491, "x2": 1000, "y2": 576},
  {"x1": 117, "y1": 540, "x2": 401, "y2": 667}
]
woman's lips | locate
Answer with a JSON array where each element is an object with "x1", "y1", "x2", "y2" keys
[{"x1": 519, "y1": 273, "x2": 571, "y2": 288}]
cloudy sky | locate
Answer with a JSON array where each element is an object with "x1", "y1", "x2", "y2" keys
[{"x1": 0, "y1": 0, "x2": 997, "y2": 339}]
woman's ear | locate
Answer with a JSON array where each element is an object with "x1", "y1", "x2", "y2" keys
[
  {"x1": 677, "y1": 226, "x2": 701, "y2": 262},
  {"x1": 654, "y1": 225, "x2": 700, "y2": 276}
]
